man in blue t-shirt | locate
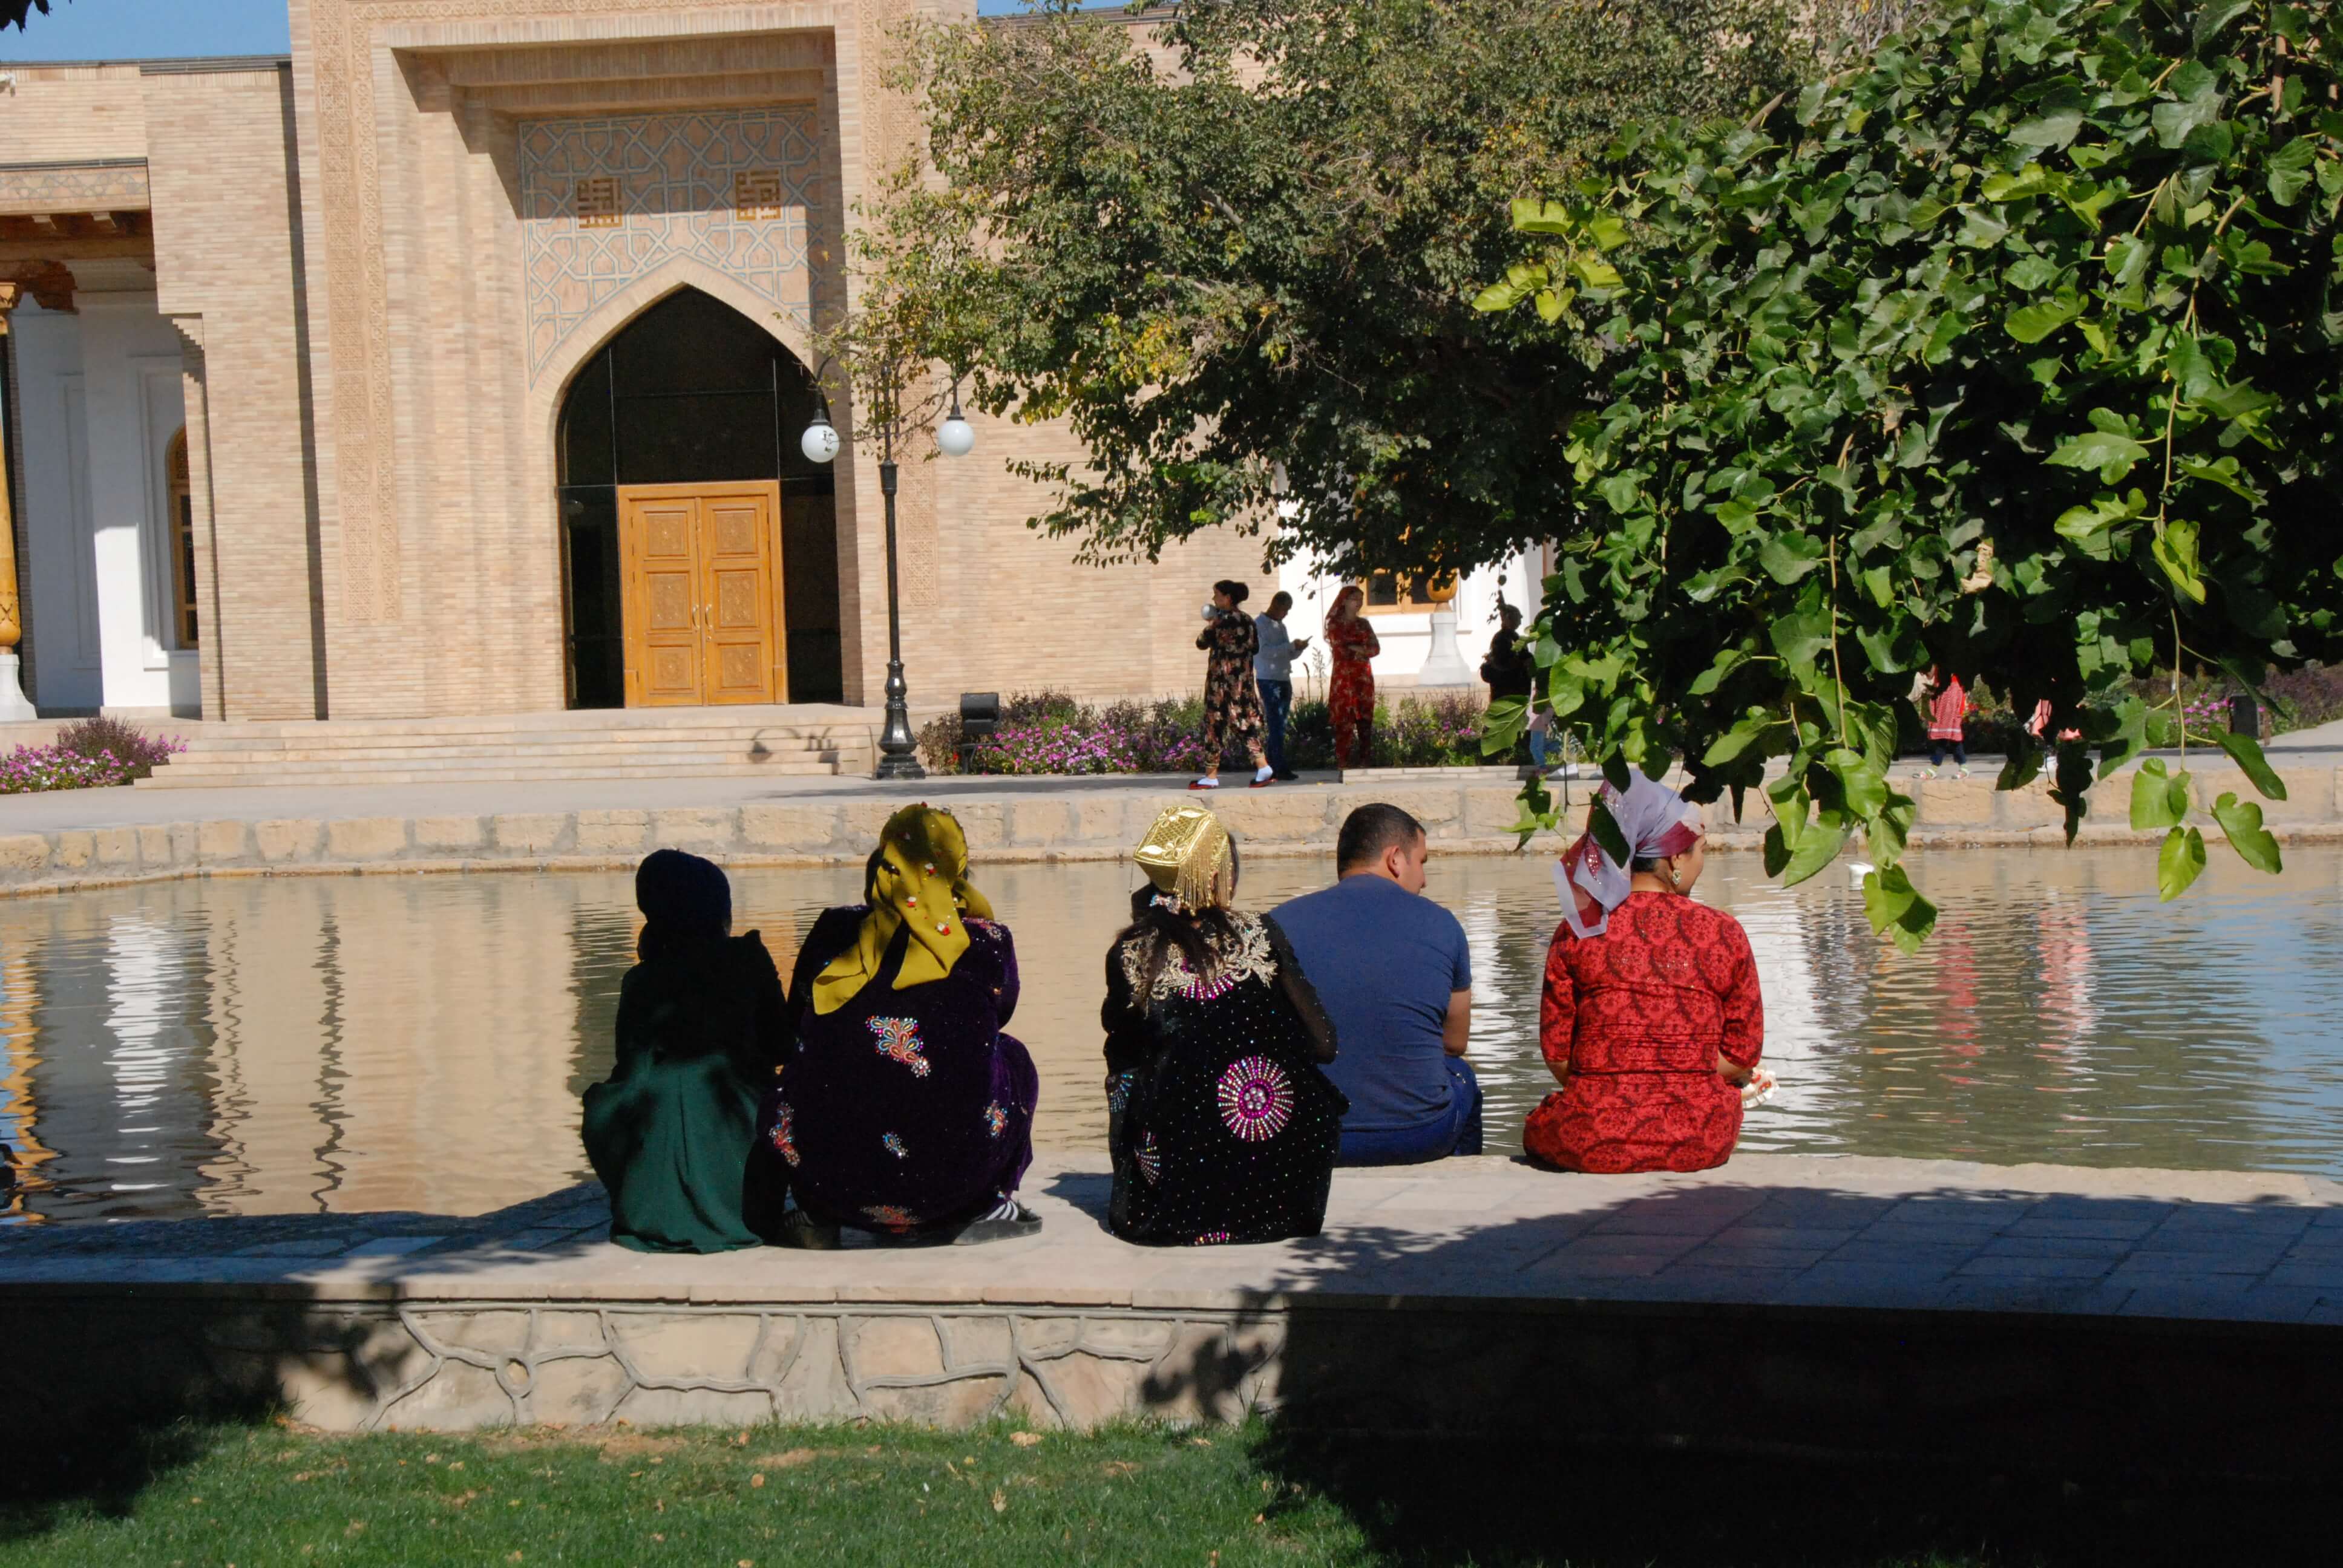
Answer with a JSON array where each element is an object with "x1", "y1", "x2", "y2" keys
[{"x1": 1270, "y1": 804, "x2": 1480, "y2": 1165}]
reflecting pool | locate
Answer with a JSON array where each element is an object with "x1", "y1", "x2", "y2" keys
[{"x1": 5, "y1": 844, "x2": 2341, "y2": 1223}]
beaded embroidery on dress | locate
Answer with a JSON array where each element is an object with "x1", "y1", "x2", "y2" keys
[{"x1": 1119, "y1": 911, "x2": 1278, "y2": 1004}]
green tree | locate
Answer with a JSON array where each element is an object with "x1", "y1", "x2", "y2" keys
[
  {"x1": 862, "y1": 0, "x2": 1801, "y2": 579},
  {"x1": 1476, "y1": 0, "x2": 2339, "y2": 943},
  {"x1": 1, "y1": 2, "x2": 64, "y2": 32}
]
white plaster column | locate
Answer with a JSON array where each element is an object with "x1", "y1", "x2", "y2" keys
[
  {"x1": 71, "y1": 295, "x2": 185, "y2": 716},
  {"x1": 7, "y1": 298, "x2": 101, "y2": 713},
  {"x1": 0, "y1": 284, "x2": 32, "y2": 720}
]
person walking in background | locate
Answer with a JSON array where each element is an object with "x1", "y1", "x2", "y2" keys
[
  {"x1": 1323, "y1": 584, "x2": 1380, "y2": 771},
  {"x1": 1271, "y1": 805, "x2": 1481, "y2": 1166},
  {"x1": 1924, "y1": 665, "x2": 1969, "y2": 776},
  {"x1": 582, "y1": 850, "x2": 784, "y2": 1253},
  {"x1": 1527, "y1": 773, "x2": 1769, "y2": 1174},
  {"x1": 1482, "y1": 603, "x2": 1548, "y2": 769},
  {"x1": 1253, "y1": 591, "x2": 1309, "y2": 782},
  {"x1": 1193, "y1": 580, "x2": 1275, "y2": 790},
  {"x1": 1101, "y1": 804, "x2": 1345, "y2": 1246}
]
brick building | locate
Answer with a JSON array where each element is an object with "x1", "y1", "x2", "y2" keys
[{"x1": 0, "y1": 1, "x2": 1535, "y2": 730}]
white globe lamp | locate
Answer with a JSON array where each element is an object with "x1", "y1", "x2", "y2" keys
[
  {"x1": 937, "y1": 388, "x2": 975, "y2": 458},
  {"x1": 800, "y1": 417, "x2": 841, "y2": 465}
]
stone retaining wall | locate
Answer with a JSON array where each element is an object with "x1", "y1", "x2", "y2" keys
[
  {"x1": 5, "y1": 764, "x2": 2342, "y2": 895},
  {"x1": 9, "y1": 1284, "x2": 2340, "y2": 1475}
]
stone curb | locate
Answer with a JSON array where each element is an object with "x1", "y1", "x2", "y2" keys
[{"x1": 4, "y1": 765, "x2": 2340, "y2": 895}]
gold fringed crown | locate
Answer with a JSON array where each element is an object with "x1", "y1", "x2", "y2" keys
[{"x1": 1133, "y1": 803, "x2": 1235, "y2": 915}]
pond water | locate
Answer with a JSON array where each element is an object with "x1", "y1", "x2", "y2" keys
[{"x1": 3, "y1": 845, "x2": 2338, "y2": 1224}]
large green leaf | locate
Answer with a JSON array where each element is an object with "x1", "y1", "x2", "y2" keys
[
  {"x1": 2215, "y1": 730, "x2": 2287, "y2": 800},
  {"x1": 2157, "y1": 825, "x2": 2208, "y2": 901},
  {"x1": 2005, "y1": 295, "x2": 2080, "y2": 344},
  {"x1": 2210, "y1": 791, "x2": 2282, "y2": 874},
  {"x1": 2128, "y1": 756, "x2": 2190, "y2": 831},
  {"x1": 2046, "y1": 426, "x2": 2150, "y2": 481},
  {"x1": 2149, "y1": 518, "x2": 2207, "y2": 603},
  {"x1": 1780, "y1": 819, "x2": 1850, "y2": 887},
  {"x1": 1860, "y1": 864, "x2": 1938, "y2": 953}
]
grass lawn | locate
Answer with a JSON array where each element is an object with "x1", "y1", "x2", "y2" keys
[{"x1": 0, "y1": 1416, "x2": 2319, "y2": 1567}]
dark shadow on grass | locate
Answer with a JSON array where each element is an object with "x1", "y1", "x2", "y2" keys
[{"x1": 1042, "y1": 1165, "x2": 2343, "y2": 1566}]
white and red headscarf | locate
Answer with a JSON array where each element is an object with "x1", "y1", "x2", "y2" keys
[{"x1": 1555, "y1": 773, "x2": 1705, "y2": 939}]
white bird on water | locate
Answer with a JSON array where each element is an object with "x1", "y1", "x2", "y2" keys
[{"x1": 1847, "y1": 860, "x2": 1877, "y2": 888}]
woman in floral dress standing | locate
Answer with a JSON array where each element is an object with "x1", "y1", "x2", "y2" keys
[
  {"x1": 1192, "y1": 580, "x2": 1274, "y2": 789},
  {"x1": 1323, "y1": 585, "x2": 1381, "y2": 770}
]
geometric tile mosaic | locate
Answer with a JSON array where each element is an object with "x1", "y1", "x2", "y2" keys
[{"x1": 517, "y1": 108, "x2": 822, "y2": 380}]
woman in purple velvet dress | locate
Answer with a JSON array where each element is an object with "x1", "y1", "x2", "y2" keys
[{"x1": 758, "y1": 805, "x2": 1040, "y2": 1247}]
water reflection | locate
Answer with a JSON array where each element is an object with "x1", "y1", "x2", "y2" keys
[{"x1": 2, "y1": 845, "x2": 2339, "y2": 1223}]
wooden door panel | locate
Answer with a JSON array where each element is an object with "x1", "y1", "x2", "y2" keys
[
  {"x1": 620, "y1": 493, "x2": 703, "y2": 707},
  {"x1": 700, "y1": 489, "x2": 781, "y2": 705},
  {"x1": 617, "y1": 482, "x2": 784, "y2": 707}
]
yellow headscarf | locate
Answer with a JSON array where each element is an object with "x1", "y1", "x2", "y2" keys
[
  {"x1": 811, "y1": 805, "x2": 997, "y2": 1014},
  {"x1": 1132, "y1": 803, "x2": 1236, "y2": 915}
]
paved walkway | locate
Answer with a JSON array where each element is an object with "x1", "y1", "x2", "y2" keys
[
  {"x1": 10, "y1": 1152, "x2": 2340, "y2": 1322},
  {"x1": 0, "y1": 768, "x2": 1273, "y2": 834}
]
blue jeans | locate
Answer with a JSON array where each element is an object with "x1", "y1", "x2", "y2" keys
[
  {"x1": 1259, "y1": 679, "x2": 1293, "y2": 774},
  {"x1": 1336, "y1": 1057, "x2": 1484, "y2": 1166},
  {"x1": 1527, "y1": 726, "x2": 1552, "y2": 767}
]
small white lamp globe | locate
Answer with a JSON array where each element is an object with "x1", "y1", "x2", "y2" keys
[
  {"x1": 800, "y1": 418, "x2": 841, "y2": 465},
  {"x1": 937, "y1": 413, "x2": 976, "y2": 457}
]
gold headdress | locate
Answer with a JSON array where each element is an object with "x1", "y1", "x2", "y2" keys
[
  {"x1": 1132, "y1": 803, "x2": 1236, "y2": 915},
  {"x1": 811, "y1": 805, "x2": 996, "y2": 1014}
]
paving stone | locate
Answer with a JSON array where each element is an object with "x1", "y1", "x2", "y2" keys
[
  {"x1": 1976, "y1": 1235, "x2": 2140, "y2": 1261},
  {"x1": 2004, "y1": 1215, "x2": 2164, "y2": 1241},
  {"x1": 1956, "y1": 1254, "x2": 2115, "y2": 1279},
  {"x1": 343, "y1": 1235, "x2": 449, "y2": 1258}
]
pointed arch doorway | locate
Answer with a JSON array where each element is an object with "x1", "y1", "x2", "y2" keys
[{"x1": 555, "y1": 288, "x2": 842, "y2": 707}]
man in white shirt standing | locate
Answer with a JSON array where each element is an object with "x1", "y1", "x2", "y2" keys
[{"x1": 1253, "y1": 592, "x2": 1309, "y2": 781}]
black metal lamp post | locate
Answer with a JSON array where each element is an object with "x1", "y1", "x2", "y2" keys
[{"x1": 802, "y1": 385, "x2": 974, "y2": 782}]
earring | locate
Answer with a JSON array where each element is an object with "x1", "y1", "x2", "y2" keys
[{"x1": 1665, "y1": 861, "x2": 1682, "y2": 890}]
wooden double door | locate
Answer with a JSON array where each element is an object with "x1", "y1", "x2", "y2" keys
[{"x1": 617, "y1": 482, "x2": 788, "y2": 706}]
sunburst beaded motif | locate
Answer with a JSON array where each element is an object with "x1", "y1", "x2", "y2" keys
[
  {"x1": 1135, "y1": 1131, "x2": 1162, "y2": 1183},
  {"x1": 1216, "y1": 1056, "x2": 1294, "y2": 1142},
  {"x1": 867, "y1": 1016, "x2": 931, "y2": 1077},
  {"x1": 769, "y1": 1103, "x2": 799, "y2": 1167},
  {"x1": 882, "y1": 1131, "x2": 908, "y2": 1160},
  {"x1": 863, "y1": 1204, "x2": 916, "y2": 1232},
  {"x1": 982, "y1": 1102, "x2": 1008, "y2": 1138}
]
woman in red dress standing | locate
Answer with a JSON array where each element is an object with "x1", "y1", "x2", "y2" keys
[
  {"x1": 1523, "y1": 773, "x2": 1770, "y2": 1174},
  {"x1": 1923, "y1": 665, "x2": 1969, "y2": 776},
  {"x1": 1322, "y1": 586, "x2": 1380, "y2": 770}
]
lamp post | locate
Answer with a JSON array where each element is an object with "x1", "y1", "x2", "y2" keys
[{"x1": 802, "y1": 383, "x2": 972, "y2": 782}]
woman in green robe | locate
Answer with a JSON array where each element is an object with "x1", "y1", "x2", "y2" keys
[{"x1": 582, "y1": 849, "x2": 785, "y2": 1252}]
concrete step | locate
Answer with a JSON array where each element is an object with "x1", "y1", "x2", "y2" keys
[
  {"x1": 157, "y1": 740, "x2": 856, "y2": 764},
  {"x1": 126, "y1": 706, "x2": 906, "y2": 788},
  {"x1": 136, "y1": 760, "x2": 863, "y2": 789}
]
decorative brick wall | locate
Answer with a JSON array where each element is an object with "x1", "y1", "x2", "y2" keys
[{"x1": 516, "y1": 108, "x2": 823, "y2": 384}]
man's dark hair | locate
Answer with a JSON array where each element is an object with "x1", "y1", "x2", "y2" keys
[
  {"x1": 1267, "y1": 590, "x2": 1294, "y2": 615},
  {"x1": 1337, "y1": 803, "x2": 1426, "y2": 873}
]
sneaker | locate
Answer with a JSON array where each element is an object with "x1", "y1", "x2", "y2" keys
[
  {"x1": 1273, "y1": 770, "x2": 1301, "y2": 782},
  {"x1": 772, "y1": 1208, "x2": 842, "y2": 1250},
  {"x1": 1188, "y1": 777, "x2": 1220, "y2": 791},
  {"x1": 1250, "y1": 766, "x2": 1275, "y2": 788},
  {"x1": 950, "y1": 1200, "x2": 1043, "y2": 1247},
  {"x1": 1953, "y1": 765, "x2": 1970, "y2": 779}
]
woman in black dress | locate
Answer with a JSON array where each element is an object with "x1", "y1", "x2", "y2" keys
[{"x1": 1102, "y1": 804, "x2": 1343, "y2": 1246}]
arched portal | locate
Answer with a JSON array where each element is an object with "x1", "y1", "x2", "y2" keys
[{"x1": 555, "y1": 287, "x2": 841, "y2": 707}]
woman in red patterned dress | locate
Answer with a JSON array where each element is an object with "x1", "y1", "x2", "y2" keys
[
  {"x1": 1322, "y1": 586, "x2": 1380, "y2": 769},
  {"x1": 1524, "y1": 773, "x2": 1769, "y2": 1174}
]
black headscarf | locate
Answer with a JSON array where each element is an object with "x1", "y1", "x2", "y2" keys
[{"x1": 635, "y1": 849, "x2": 733, "y2": 962}]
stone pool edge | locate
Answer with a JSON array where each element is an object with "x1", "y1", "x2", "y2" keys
[
  {"x1": 8, "y1": 766, "x2": 2343, "y2": 897},
  {"x1": 7, "y1": 1152, "x2": 2342, "y2": 1474}
]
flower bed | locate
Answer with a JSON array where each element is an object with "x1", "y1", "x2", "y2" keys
[
  {"x1": 0, "y1": 717, "x2": 185, "y2": 794},
  {"x1": 917, "y1": 689, "x2": 1508, "y2": 776}
]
